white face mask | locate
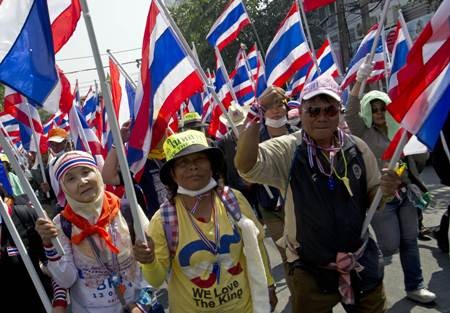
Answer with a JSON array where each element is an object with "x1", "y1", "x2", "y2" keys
[
  {"x1": 288, "y1": 118, "x2": 300, "y2": 126},
  {"x1": 177, "y1": 178, "x2": 217, "y2": 197},
  {"x1": 265, "y1": 116, "x2": 287, "y2": 128}
]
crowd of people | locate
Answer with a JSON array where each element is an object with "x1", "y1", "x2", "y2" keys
[{"x1": 1, "y1": 64, "x2": 449, "y2": 313}]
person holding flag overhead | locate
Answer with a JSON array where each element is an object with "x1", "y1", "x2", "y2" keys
[
  {"x1": 345, "y1": 64, "x2": 436, "y2": 304},
  {"x1": 235, "y1": 76, "x2": 402, "y2": 312},
  {"x1": 134, "y1": 130, "x2": 277, "y2": 313}
]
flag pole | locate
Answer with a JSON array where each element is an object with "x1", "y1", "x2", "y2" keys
[
  {"x1": 440, "y1": 131, "x2": 450, "y2": 164},
  {"x1": 358, "y1": 0, "x2": 392, "y2": 98},
  {"x1": 25, "y1": 103, "x2": 51, "y2": 198},
  {"x1": 0, "y1": 198, "x2": 53, "y2": 313},
  {"x1": 327, "y1": 34, "x2": 343, "y2": 76},
  {"x1": 360, "y1": 129, "x2": 408, "y2": 238},
  {"x1": 240, "y1": 43, "x2": 257, "y2": 90},
  {"x1": 106, "y1": 49, "x2": 138, "y2": 89},
  {"x1": 297, "y1": 0, "x2": 320, "y2": 72},
  {"x1": 152, "y1": 0, "x2": 239, "y2": 138},
  {"x1": 380, "y1": 24, "x2": 391, "y2": 89},
  {"x1": 0, "y1": 131, "x2": 65, "y2": 255},
  {"x1": 79, "y1": 0, "x2": 146, "y2": 243},
  {"x1": 398, "y1": 9, "x2": 413, "y2": 48}
]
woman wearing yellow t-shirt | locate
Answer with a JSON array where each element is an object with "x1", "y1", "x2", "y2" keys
[{"x1": 134, "y1": 130, "x2": 276, "y2": 313}]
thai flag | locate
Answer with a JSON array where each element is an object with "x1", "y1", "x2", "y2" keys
[
  {"x1": 0, "y1": 112, "x2": 20, "y2": 143},
  {"x1": 306, "y1": 39, "x2": 339, "y2": 82},
  {"x1": 128, "y1": 0, "x2": 203, "y2": 179},
  {"x1": 0, "y1": 0, "x2": 60, "y2": 112},
  {"x1": 48, "y1": 0, "x2": 81, "y2": 53},
  {"x1": 206, "y1": 0, "x2": 250, "y2": 51},
  {"x1": 68, "y1": 105, "x2": 105, "y2": 167},
  {"x1": 3, "y1": 87, "x2": 46, "y2": 153},
  {"x1": 341, "y1": 24, "x2": 386, "y2": 90},
  {"x1": 81, "y1": 87, "x2": 98, "y2": 124},
  {"x1": 109, "y1": 57, "x2": 135, "y2": 125},
  {"x1": 247, "y1": 44, "x2": 258, "y2": 82},
  {"x1": 43, "y1": 110, "x2": 69, "y2": 134},
  {"x1": 286, "y1": 61, "x2": 313, "y2": 99},
  {"x1": 201, "y1": 90, "x2": 214, "y2": 123},
  {"x1": 214, "y1": 60, "x2": 233, "y2": 107},
  {"x1": 184, "y1": 93, "x2": 204, "y2": 115},
  {"x1": 387, "y1": 0, "x2": 450, "y2": 150},
  {"x1": 265, "y1": 2, "x2": 312, "y2": 87},
  {"x1": 0, "y1": 161, "x2": 13, "y2": 197},
  {"x1": 82, "y1": 87, "x2": 104, "y2": 142},
  {"x1": 388, "y1": 21, "x2": 410, "y2": 97},
  {"x1": 255, "y1": 51, "x2": 267, "y2": 97},
  {"x1": 303, "y1": 0, "x2": 336, "y2": 12},
  {"x1": 232, "y1": 50, "x2": 256, "y2": 106}
]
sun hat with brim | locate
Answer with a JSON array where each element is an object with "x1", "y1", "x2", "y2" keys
[
  {"x1": 159, "y1": 130, "x2": 224, "y2": 186},
  {"x1": 219, "y1": 105, "x2": 249, "y2": 127},
  {"x1": 302, "y1": 75, "x2": 342, "y2": 102},
  {"x1": 48, "y1": 128, "x2": 69, "y2": 143},
  {"x1": 179, "y1": 112, "x2": 209, "y2": 130}
]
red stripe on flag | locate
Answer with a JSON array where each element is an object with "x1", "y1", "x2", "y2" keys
[
  {"x1": 303, "y1": 0, "x2": 336, "y2": 12},
  {"x1": 272, "y1": 53, "x2": 312, "y2": 87},
  {"x1": 51, "y1": 0, "x2": 81, "y2": 53}
]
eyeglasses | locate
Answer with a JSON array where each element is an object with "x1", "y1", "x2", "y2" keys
[
  {"x1": 303, "y1": 105, "x2": 340, "y2": 118},
  {"x1": 372, "y1": 107, "x2": 386, "y2": 114}
]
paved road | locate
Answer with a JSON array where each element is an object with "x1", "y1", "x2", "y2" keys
[{"x1": 268, "y1": 166, "x2": 450, "y2": 313}]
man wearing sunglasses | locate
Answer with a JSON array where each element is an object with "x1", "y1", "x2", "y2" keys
[{"x1": 235, "y1": 75, "x2": 402, "y2": 313}]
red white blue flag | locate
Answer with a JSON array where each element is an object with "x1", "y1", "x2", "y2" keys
[
  {"x1": 306, "y1": 39, "x2": 340, "y2": 82},
  {"x1": 0, "y1": 0, "x2": 60, "y2": 111},
  {"x1": 387, "y1": 0, "x2": 450, "y2": 149},
  {"x1": 232, "y1": 49, "x2": 255, "y2": 106},
  {"x1": 265, "y1": 2, "x2": 312, "y2": 87},
  {"x1": 206, "y1": 0, "x2": 250, "y2": 51},
  {"x1": 128, "y1": 0, "x2": 203, "y2": 179},
  {"x1": 48, "y1": 0, "x2": 81, "y2": 53},
  {"x1": 341, "y1": 24, "x2": 386, "y2": 90},
  {"x1": 388, "y1": 21, "x2": 410, "y2": 97},
  {"x1": 3, "y1": 86, "x2": 46, "y2": 153}
]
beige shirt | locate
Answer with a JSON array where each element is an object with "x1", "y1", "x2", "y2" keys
[{"x1": 238, "y1": 130, "x2": 381, "y2": 262}]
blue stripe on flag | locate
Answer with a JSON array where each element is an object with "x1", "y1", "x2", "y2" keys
[
  {"x1": 149, "y1": 28, "x2": 187, "y2": 103},
  {"x1": 207, "y1": 3, "x2": 247, "y2": 46},
  {"x1": 416, "y1": 71, "x2": 450, "y2": 149},
  {"x1": 265, "y1": 23, "x2": 306, "y2": 78},
  {"x1": 390, "y1": 40, "x2": 409, "y2": 74},
  {"x1": 0, "y1": 0, "x2": 58, "y2": 105}
]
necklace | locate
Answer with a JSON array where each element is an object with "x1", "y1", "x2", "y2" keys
[
  {"x1": 321, "y1": 149, "x2": 353, "y2": 197},
  {"x1": 303, "y1": 130, "x2": 345, "y2": 191}
]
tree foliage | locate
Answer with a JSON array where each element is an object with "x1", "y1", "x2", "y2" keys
[{"x1": 170, "y1": 0, "x2": 292, "y2": 72}]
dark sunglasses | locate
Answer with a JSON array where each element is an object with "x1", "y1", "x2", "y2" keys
[
  {"x1": 304, "y1": 105, "x2": 340, "y2": 118},
  {"x1": 372, "y1": 107, "x2": 386, "y2": 114}
]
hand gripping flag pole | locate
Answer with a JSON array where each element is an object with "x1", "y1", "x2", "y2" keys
[
  {"x1": 79, "y1": 0, "x2": 147, "y2": 243},
  {"x1": 0, "y1": 198, "x2": 53, "y2": 313}
]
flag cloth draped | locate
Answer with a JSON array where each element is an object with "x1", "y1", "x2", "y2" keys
[
  {"x1": 48, "y1": 0, "x2": 81, "y2": 53},
  {"x1": 341, "y1": 24, "x2": 386, "y2": 90},
  {"x1": 206, "y1": 0, "x2": 250, "y2": 51},
  {"x1": 127, "y1": 0, "x2": 203, "y2": 180},
  {"x1": 0, "y1": 0, "x2": 59, "y2": 109},
  {"x1": 387, "y1": 0, "x2": 450, "y2": 149},
  {"x1": 265, "y1": 2, "x2": 312, "y2": 87}
]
